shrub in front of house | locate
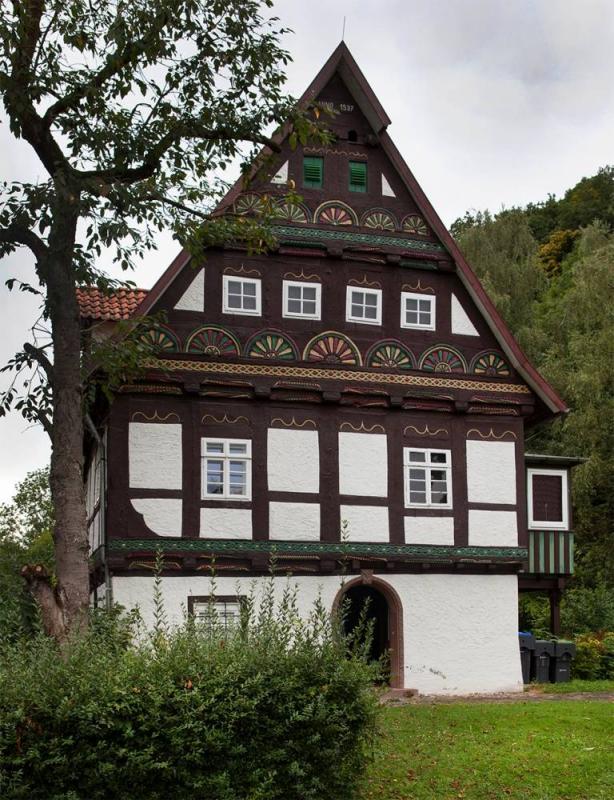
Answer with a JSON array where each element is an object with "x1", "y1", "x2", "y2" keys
[{"x1": 0, "y1": 582, "x2": 379, "y2": 800}]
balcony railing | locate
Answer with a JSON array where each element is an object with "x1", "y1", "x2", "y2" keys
[{"x1": 526, "y1": 529, "x2": 574, "y2": 575}]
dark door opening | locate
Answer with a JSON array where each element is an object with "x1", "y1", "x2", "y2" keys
[{"x1": 342, "y1": 584, "x2": 390, "y2": 669}]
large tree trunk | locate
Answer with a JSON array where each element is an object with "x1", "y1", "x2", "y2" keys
[{"x1": 32, "y1": 189, "x2": 90, "y2": 639}]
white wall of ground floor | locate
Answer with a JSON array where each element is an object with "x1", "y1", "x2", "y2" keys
[{"x1": 111, "y1": 572, "x2": 523, "y2": 696}]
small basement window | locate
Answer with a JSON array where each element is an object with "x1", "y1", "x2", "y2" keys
[
  {"x1": 303, "y1": 156, "x2": 323, "y2": 189},
  {"x1": 527, "y1": 468, "x2": 568, "y2": 529},
  {"x1": 404, "y1": 448, "x2": 452, "y2": 508},
  {"x1": 202, "y1": 438, "x2": 252, "y2": 500},
  {"x1": 349, "y1": 161, "x2": 367, "y2": 192},
  {"x1": 346, "y1": 286, "x2": 382, "y2": 325},
  {"x1": 190, "y1": 597, "x2": 244, "y2": 630}
]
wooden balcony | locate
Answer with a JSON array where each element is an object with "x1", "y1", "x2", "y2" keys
[{"x1": 525, "y1": 529, "x2": 574, "y2": 576}]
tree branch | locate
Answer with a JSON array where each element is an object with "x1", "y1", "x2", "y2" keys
[
  {"x1": 141, "y1": 192, "x2": 213, "y2": 220},
  {"x1": 42, "y1": 10, "x2": 174, "y2": 127},
  {"x1": 0, "y1": 224, "x2": 49, "y2": 261},
  {"x1": 76, "y1": 124, "x2": 280, "y2": 188},
  {"x1": 23, "y1": 342, "x2": 54, "y2": 383}
]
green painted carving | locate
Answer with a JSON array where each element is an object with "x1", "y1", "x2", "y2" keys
[
  {"x1": 109, "y1": 538, "x2": 527, "y2": 561},
  {"x1": 271, "y1": 225, "x2": 446, "y2": 254}
]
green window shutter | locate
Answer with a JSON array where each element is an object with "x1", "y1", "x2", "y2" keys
[
  {"x1": 303, "y1": 156, "x2": 323, "y2": 189},
  {"x1": 349, "y1": 161, "x2": 367, "y2": 192}
]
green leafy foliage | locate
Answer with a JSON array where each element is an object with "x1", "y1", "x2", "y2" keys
[
  {"x1": 0, "y1": 469, "x2": 54, "y2": 641},
  {"x1": 0, "y1": 585, "x2": 379, "y2": 800},
  {"x1": 453, "y1": 170, "x2": 614, "y2": 603}
]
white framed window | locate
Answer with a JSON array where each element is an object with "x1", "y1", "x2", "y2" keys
[
  {"x1": 202, "y1": 438, "x2": 252, "y2": 500},
  {"x1": 401, "y1": 292, "x2": 435, "y2": 330},
  {"x1": 222, "y1": 276, "x2": 261, "y2": 316},
  {"x1": 346, "y1": 286, "x2": 382, "y2": 325},
  {"x1": 283, "y1": 280, "x2": 321, "y2": 320},
  {"x1": 404, "y1": 448, "x2": 452, "y2": 508},
  {"x1": 527, "y1": 468, "x2": 569, "y2": 530},
  {"x1": 192, "y1": 598, "x2": 243, "y2": 630}
]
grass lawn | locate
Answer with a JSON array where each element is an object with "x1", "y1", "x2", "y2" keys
[
  {"x1": 364, "y1": 700, "x2": 613, "y2": 800},
  {"x1": 530, "y1": 679, "x2": 614, "y2": 695}
]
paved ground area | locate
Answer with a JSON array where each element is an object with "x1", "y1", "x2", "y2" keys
[{"x1": 380, "y1": 689, "x2": 614, "y2": 704}]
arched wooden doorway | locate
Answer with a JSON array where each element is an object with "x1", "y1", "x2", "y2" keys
[{"x1": 333, "y1": 575, "x2": 404, "y2": 689}]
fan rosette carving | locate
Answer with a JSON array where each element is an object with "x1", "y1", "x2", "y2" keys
[
  {"x1": 186, "y1": 326, "x2": 240, "y2": 357},
  {"x1": 233, "y1": 193, "x2": 265, "y2": 216},
  {"x1": 362, "y1": 210, "x2": 397, "y2": 231},
  {"x1": 314, "y1": 201, "x2": 358, "y2": 226},
  {"x1": 139, "y1": 325, "x2": 179, "y2": 353},
  {"x1": 470, "y1": 351, "x2": 511, "y2": 377},
  {"x1": 245, "y1": 331, "x2": 298, "y2": 361},
  {"x1": 402, "y1": 214, "x2": 429, "y2": 236},
  {"x1": 366, "y1": 340, "x2": 415, "y2": 370},
  {"x1": 304, "y1": 332, "x2": 362, "y2": 366},
  {"x1": 273, "y1": 201, "x2": 309, "y2": 224},
  {"x1": 420, "y1": 346, "x2": 467, "y2": 373}
]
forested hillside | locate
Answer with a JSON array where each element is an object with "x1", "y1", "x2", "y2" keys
[{"x1": 453, "y1": 167, "x2": 614, "y2": 628}]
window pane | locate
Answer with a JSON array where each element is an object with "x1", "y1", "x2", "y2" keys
[
  {"x1": 227, "y1": 281, "x2": 242, "y2": 294},
  {"x1": 410, "y1": 491, "x2": 427, "y2": 504},
  {"x1": 409, "y1": 451, "x2": 426, "y2": 462},
  {"x1": 227, "y1": 294, "x2": 242, "y2": 308},
  {"x1": 418, "y1": 300, "x2": 431, "y2": 312},
  {"x1": 406, "y1": 299, "x2": 418, "y2": 311},
  {"x1": 418, "y1": 312, "x2": 430, "y2": 325},
  {"x1": 229, "y1": 444, "x2": 247, "y2": 455},
  {"x1": 407, "y1": 311, "x2": 418, "y2": 324},
  {"x1": 431, "y1": 453, "x2": 447, "y2": 464},
  {"x1": 409, "y1": 468, "x2": 426, "y2": 479},
  {"x1": 303, "y1": 300, "x2": 316, "y2": 315},
  {"x1": 303, "y1": 287, "x2": 317, "y2": 301},
  {"x1": 243, "y1": 283, "x2": 256, "y2": 297},
  {"x1": 206, "y1": 442, "x2": 224, "y2": 453},
  {"x1": 351, "y1": 303, "x2": 364, "y2": 317},
  {"x1": 364, "y1": 305, "x2": 377, "y2": 319},
  {"x1": 288, "y1": 299, "x2": 302, "y2": 313},
  {"x1": 288, "y1": 285, "x2": 301, "y2": 299},
  {"x1": 431, "y1": 492, "x2": 448, "y2": 504},
  {"x1": 243, "y1": 295, "x2": 256, "y2": 310}
]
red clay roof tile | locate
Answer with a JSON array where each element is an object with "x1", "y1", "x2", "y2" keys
[{"x1": 76, "y1": 286, "x2": 148, "y2": 320}]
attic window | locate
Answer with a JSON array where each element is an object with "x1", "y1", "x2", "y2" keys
[
  {"x1": 303, "y1": 156, "x2": 323, "y2": 189},
  {"x1": 348, "y1": 130, "x2": 358, "y2": 142},
  {"x1": 349, "y1": 161, "x2": 367, "y2": 192}
]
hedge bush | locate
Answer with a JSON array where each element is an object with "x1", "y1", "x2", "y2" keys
[
  {"x1": 572, "y1": 632, "x2": 614, "y2": 680},
  {"x1": 0, "y1": 582, "x2": 379, "y2": 800}
]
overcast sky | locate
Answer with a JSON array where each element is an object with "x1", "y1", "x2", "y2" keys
[{"x1": 1, "y1": 0, "x2": 613, "y2": 503}]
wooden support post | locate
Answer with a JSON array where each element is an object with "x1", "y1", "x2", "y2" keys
[{"x1": 549, "y1": 589, "x2": 561, "y2": 636}]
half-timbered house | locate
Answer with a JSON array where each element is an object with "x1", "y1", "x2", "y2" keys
[{"x1": 80, "y1": 43, "x2": 576, "y2": 694}]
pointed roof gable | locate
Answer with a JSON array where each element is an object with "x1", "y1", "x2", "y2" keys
[{"x1": 133, "y1": 42, "x2": 567, "y2": 416}]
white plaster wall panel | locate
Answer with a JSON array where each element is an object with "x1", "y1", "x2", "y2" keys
[
  {"x1": 340, "y1": 505, "x2": 389, "y2": 542},
  {"x1": 451, "y1": 294, "x2": 479, "y2": 336},
  {"x1": 271, "y1": 160, "x2": 288, "y2": 184},
  {"x1": 338, "y1": 433, "x2": 388, "y2": 497},
  {"x1": 404, "y1": 516, "x2": 454, "y2": 545},
  {"x1": 384, "y1": 572, "x2": 523, "y2": 695},
  {"x1": 267, "y1": 429, "x2": 319, "y2": 493},
  {"x1": 468, "y1": 509, "x2": 518, "y2": 547},
  {"x1": 112, "y1": 572, "x2": 523, "y2": 695},
  {"x1": 129, "y1": 423, "x2": 182, "y2": 490},
  {"x1": 269, "y1": 502, "x2": 320, "y2": 541},
  {"x1": 381, "y1": 174, "x2": 396, "y2": 197},
  {"x1": 174, "y1": 268, "x2": 204, "y2": 311},
  {"x1": 200, "y1": 508, "x2": 252, "y2": 539},
  {"x1": 112, "y1": 574, "x2": 342, "y2": 631},
  {"x1": 466, "y1": 440, "x2": 516, "y2": 505},
  {"x1": 131, "y1": 499, "x2": 182, "y2": 536}
]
